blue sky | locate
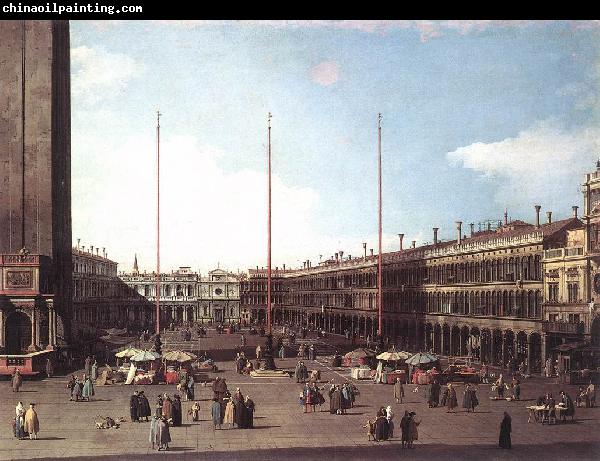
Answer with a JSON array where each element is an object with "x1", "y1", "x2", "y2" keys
[{"x1": 69, "y1": 20, "x2": 600, "y2": 273}]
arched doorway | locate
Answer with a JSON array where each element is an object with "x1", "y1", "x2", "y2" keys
[{"x1": 5, "y1": 311, "x2": 31, "y2": 355}]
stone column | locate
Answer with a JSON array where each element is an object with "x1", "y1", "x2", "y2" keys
[
  {"x1": 0, "y1": 309, "x2": 4, "y2": 350},
  {"x1": 527, "y1": 334, "x2": 533, "y2": 375},
  {"x1": 183, "y1": 307, "x2": 188, "y2": 323},
  {"x1": 28, "y1": 307, "x2": 38, "y2": 352},
  {"x1": 440, "y1": 328, "x2": 446, "y2": 356},
  {"x1": 501, "y1": 332, "x2": 507, "y2": 369}
]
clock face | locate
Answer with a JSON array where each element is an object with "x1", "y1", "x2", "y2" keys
[
  {"x1": 215, "y1": 288, "x2": 223, "y2": 295},
  {"x1": 594, "y1": 274, "x2": 600, "y2": 294}
]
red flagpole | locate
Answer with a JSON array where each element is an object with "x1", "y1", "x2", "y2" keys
[
  {"x1": 377, "y1": 113, "x2": 383, "y2": 338},
  {"x1": 156, "y1": 110, "x2": 161, "y2": 335},
  {"x1": 267, "y1": 113, "x2": 272, "y2": 335}
]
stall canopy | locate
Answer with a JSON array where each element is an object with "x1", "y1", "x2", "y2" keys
[
  {"x1": 344, "y1": 348, "x2": 375, "y2": 360},
  {"x1": 115, "y1": 347, "x2": 143, "y2": 359},
  {"x1": 131, "y1": 350, "x2": 161, "y2": 362},
  {"x1": 376, "y1": 348, "x2": 411, "y2": 361},
  {"x1": 163, "y1": 350, "x2": 197, "y2": 363},
  {"x1": 405, "y1": 352, "x2": 439, "y2": 366}
]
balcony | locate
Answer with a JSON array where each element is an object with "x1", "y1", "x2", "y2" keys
[
  {"x1": 544, "y1": 247, "x2": 584, "y2": 260},
  {"x1": 542, "y1": 321, "x2": 582, "y2": 334}
]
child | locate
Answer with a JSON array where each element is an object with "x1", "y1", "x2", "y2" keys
[{"x1": 363, "y1": 419, "x2": 375, "y2": 441}]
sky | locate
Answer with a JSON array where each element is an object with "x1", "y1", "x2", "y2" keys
[{"x1": 69, "y1": 20, "x2": 600, "y2": 274}]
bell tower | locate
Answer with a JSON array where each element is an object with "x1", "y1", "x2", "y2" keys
[{"x1": 0, "y1": 20, "x2": 72, "y2": 354}]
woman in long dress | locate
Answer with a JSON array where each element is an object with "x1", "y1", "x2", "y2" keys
[
  {"x1": 149, "y1": 416, "x2": 160, "y2": 450},
  {"x1": 499, "y1": 412, "x2": 511, "y2": 449},
  {"x1": 72, "y1": 377, "x2": 82, "y2": 402},
  {"x1": 407, "y1": 412, "x2": 420, "y2": 448},
  {"x1": 12, "y1": 369, "x2": 23, "y2": 392},
  {"x1": 81, "y1": 375, "x2": 94, "y2": 401},
  {"x1": 374, "y1": 410, "x2": 389, "y2": 442},
  {"x1": 224, "y1": 399, "x2": 235, "y2": 428},
  {"x1": 157, "y1": 417, "x2": 171, "y2": 451},
  {"x1": 14, "y1": 402, "x2": 25, "y2": 439},
  {"x1": 162, "y1": 395, "x2": 173, "y2": 421},
  {"x1": 91, "y1": 361, "x2": 98, "y2": 381},
  {"x1": 211, "y1": 398, "x2": 222, "y2": 429}
]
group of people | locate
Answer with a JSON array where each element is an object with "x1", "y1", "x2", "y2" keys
[
  {"x1": 297, "y1": 344, "x2": 318, "y2": 361},
  {"x1": 67, "y1": 374, "x2": 95, "y2": 402},
  {"x1": 299, "y1": 382, "x2": 326, "y2": 412},
  {"x1": 576, "y1": 382, "x2": 596, "y2": 408},
  {"x1": 12, "y1": 402, "x2": 40, "y2": 440},
  {"x1": 211, "y1": 387, "x2": 255, "y2": 429},
  {"x1": 364, "y1": 407, "x2": 420, "y2": 448},
  {"x1": 533, "y1": 390, "x2": 576, "y2": 423},
  {"x1": 423, "y1": 381, "x2": 479, "y2": 413},
  {"x1": 235, "y1": 352, "x2": 254, "y2": 375},
  {"x1": 129, "y1": 390, "x2": 152, "y2": 422},
  {"x1": 327, "y1": 382, "x2": 357, "y2": 415}
]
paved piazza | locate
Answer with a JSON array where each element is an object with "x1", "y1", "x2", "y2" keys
[{"x1": 1, "y1": 330, "x2": 599, "y2": 460}]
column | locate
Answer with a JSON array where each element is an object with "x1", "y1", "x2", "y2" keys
[
  {"x1": 541, "y1": 334, "x2": 547, "y2": 366},
  {"x1": 527, "y1": 334, "x2": 533, "y2": 375},
  {"x1": 28, "y1": 307, "x2": 38, "y2": 352},
  {"x1": 183, "y1": 307, "x2": 188, "y2": 323},
  {"x1": 501, "y1": 332, "x2": 507, "y2": 369},
  {"x1": 0, "y1": 309, "x2": 4, "y2": 350},
  {"x1": 440, "y1": 328, "x2": 445, "y2": 356}
]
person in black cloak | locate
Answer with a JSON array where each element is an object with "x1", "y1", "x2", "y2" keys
[
  {"x1": 245, "y1": 395, "x2": 255, "y2": 428},
  {"x1": 400, "y1": 411, "x2": 410, "y2": 448},
  {"x1": 171, "y1": 394, "x2": 182, "y2": 427},
  {"x1": 499, "y1": 412, "x2": 511, "y2": 449},
  {"x1": 130, "y1": 391, "x2": 140, "y2": 422},
  {"x1": 138, "y1": 391, "x2": 151, "y2": 421},
  {"x1": 234, "y1": 395, "x2": 247, "y2": 428},
  {"x1": 374, "y1": 409, "x2": 389, "y2": 442}
]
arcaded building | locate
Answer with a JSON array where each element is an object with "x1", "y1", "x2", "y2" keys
[{"x1": 260, "y1": 191, "x2": 600, "y2": 375}]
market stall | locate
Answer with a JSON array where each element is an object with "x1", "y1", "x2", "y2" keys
[
  {"x1": 405, "y1": 352, "x2": 440, "y2": 384},
  {"x1": 344, "y1": 348, "x2": 375, "y2": 367},
  {"x1": 375, "y1": 348, "x2": 411, "y2": 384},
  {"x1": 162, "y1": 350, "x2": 197, "y2": 384},
  {"x1": 130, "y1": 350, "x2": 161, "y2": 384}
]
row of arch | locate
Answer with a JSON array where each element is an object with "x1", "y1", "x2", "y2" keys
[{"x1": 272, "y1": 308, "x2": 543, "y2": 373}]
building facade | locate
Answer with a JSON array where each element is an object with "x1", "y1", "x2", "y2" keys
[
  {"x1": 119, "y1": 264, "x2": 242, "y2": 325},
  {"x1": 72, "y1": 247, "x2": 151, "y2": 336},
  {"x1": 239, "y1": 268, "x2": 293, "y2": 325}
]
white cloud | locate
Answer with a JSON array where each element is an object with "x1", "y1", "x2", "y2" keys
[
  {"x1": 154, "y1": 19, "x2": 555, "y2": 41},
  {"x1": 71, "y1": 46, "x2": 141, "y2": 104},
  {"x1": 447, "y1": 120, "x2": 600, "y2": 208},
  {"x1": 309, "y1": 61, "x2": 340, "y2": 86}
]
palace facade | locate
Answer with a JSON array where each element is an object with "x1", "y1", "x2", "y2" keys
[{"x1": 119, "y1": 263, "x2": 242, "y2": 325}]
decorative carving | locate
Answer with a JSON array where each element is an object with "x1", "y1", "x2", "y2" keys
[
  {"x1": 594, "y1": 274, "x2": 600, "y2": 295},
  {"x1": 6, "y1": 270, "x2": 33, "y2": 288}
]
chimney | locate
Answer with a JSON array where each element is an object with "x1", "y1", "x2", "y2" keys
[
  {"x1": 339, "y1": 250, "x2": 344, "y2": 260},
  {"x1": 370, "y1": 249, "x2": 374, "y2": 256},
  {"x1": 433, "y1": 228, "x2": 439, "y2": 245},
  {"x1": 102, "y1": 247, "x2": 106, "y2": 258},
  {"x1": 82, "y1": 246, "x2": 85, "y2": 253},
  {"x1": 283, "y1": 264, "x2": 286, "y2": 270},
  {"x1": 504, "y1": 210, "x2": 508, "y2": 226},
  {"x1": 469, "y1": 223, "x2": 475, "y2": 237},
  {"x1": 535, "y1": 205, "x2": 541, "y2": 228},
  {"x1": 90, "y1": 245, "x2": 94, "y2": 254},
  {"x1": 77, "y1": 238, "x2": 80, "y2": 250},
  {"x1": 572, "y1": 206, "x2": 579, "y2": 219},
  {"x1": 96, "y1": 248, "x2": 99, "y2": 256},
  {"x1": 335, "y1": 252, "x2": 339, "y2": 262},
  {"x1": 348, "y1": 255, "x2": 352, "y2": 260},
  {"x1": 411, "y1": 240, "x2": 416, "y2": 248},
  {"x1": 363, "y1": 242, "x2": 367, "y2": 259},
  {"x1": 487, "y1": 222, "x2": 491, "y2": 232},
  {"x1": 398, "y1": 233, "x2": 404, "y2": 251},
  {"x1": 456, "y1": 221, "x2": 463, "y2": 245},
  {"x1": 546, "y1": 211, "x2": 552, "y2": 224}
]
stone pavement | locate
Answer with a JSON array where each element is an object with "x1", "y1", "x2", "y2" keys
[{"x1": 1, "y1": 330, "x2": 599, "y2": 460}]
